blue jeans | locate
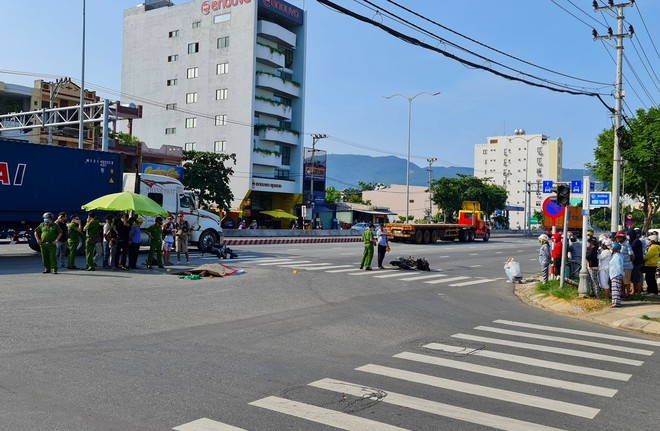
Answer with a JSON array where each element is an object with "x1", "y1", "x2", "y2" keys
[{"x1": 56, "y1": 241, "x2": 67, "y2": 268}]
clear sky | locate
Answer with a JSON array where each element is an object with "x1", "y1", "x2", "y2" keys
[{"x1": 2, "y1": 0, "x2": 658, "y2": 170}]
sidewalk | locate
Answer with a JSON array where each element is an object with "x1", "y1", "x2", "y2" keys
[{"x1": 515, "y1": 280, "x2": 660, "y2": 338}]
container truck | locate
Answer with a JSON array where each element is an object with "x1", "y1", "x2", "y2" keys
[
  {"x1": 0, "y1": 138, "x2": 222, "y2": 251},
  {"x1": 383, "y1": 201, "x2": 491, "y2": 243}
]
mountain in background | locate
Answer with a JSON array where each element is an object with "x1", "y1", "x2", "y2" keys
[{"x1": 325, "y1": 154, "x2": 591, "y2": 189}]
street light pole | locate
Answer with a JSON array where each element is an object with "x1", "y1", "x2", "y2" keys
[
  {"x1": 308, "y1": 133, "x2": 327, "y2": 220},
  {"x1": 427, "y1": 157, "x2": 437, "y2": 221},
  {"x1": 384, "y1": 91, "x2": 440, "y2": 223},
  {"x1": 79, "y1": 0, "x2": 86, "y2": 149}
]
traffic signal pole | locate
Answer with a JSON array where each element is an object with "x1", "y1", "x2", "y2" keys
[{"x1": 578, "y1": 176, "x2": 591, "y2": 297}]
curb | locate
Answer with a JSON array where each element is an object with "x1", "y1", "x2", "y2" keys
[{"x1": 224, "y1": 237, "x2": 362, "y2": 246}]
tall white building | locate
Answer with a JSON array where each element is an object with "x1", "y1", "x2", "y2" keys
[
  {"x1": 122, "y1": 0, "x2": 306, "y2": 214},
  {"x1": 473, "y1": 130, "x2": 563, "y2": 229}
]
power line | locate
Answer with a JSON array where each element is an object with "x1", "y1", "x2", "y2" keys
[{"x1": 634, "y1": 2, "x2": 660, "y2": 62}]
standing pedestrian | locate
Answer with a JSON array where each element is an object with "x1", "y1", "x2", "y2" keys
[
  {"x1": 83, "y1": 212, "x2": 102, "y2": 271},
  {"x1": 359, "y1": 223, "x2": 376, "y2": 270},
  {"x1": 628, "y1": 228, "x2": 644, "y2": 296},
  {"x1": 146, "y1": 216, "x2": 165, "y2": 269},
  {"x1": 551, "y1": 233, "x2": 563, "y2": 280},
  {"x1": 34, "y1": 212, "x2": 62, "y2": 274},
  {"x1": 113, "y1": 212, "x2": 131, "y2": 270},
  {"x1": 375, "y1": 225, "x2": 389, "y2": 269},
  {"x1": 102, "y1": 215, "x2": 114, "y2": 269},
  {"x1": 568, "y1": 234, "x2": 582, "y2": 280},
  {"x1": 585, "y1": 237, "x2": 601, "y2": 297},
  {"x1": 54, "y1": 212, "x2": 68, "y2": 269},
  {"x1": 174, "y1": 213, "x2": 190, "y2": 264},
  {"x1": 66, "y1": 215, "x2": 82, "y2": 269},
  {"x1": 643, "y1": 235, "x2": 659, "y2": 295},
  {"x1": 615, "y1": 231, "x2": 633, "y2": 298},
  {"x1": 249, "y1": 220, "x2": 258, "y2": 229},
  {"x1": 598, "y1": 238, "x2": 612, "y2": 298},
  {"x1": 127, "y1": 217, "x2": 142, "y2": 270},
  {"x1": 538, "y1": 234, "x2": 551, "y2": 283},
  {"x1": 609, "y1": 242, "x2": 624, "y2": 308},
  {"x1": 162, "y1": 214, "x2": 175, "y2": 265}
]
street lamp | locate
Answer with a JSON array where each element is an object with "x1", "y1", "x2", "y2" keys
[
  {"x1": 79, "y1": 0, "x2": 86, "y2": 149},
  {"x1": 308, "y1": 133, "x2": 327, "y2": 219},
  {"x1": 427, "y1": 157, "x2": 437, "y2": 221},
  {"x1": 384, "y1": 91, "x2": 441, "y2": 223}
]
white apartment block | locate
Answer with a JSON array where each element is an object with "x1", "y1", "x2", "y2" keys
[
  {"x1": 473, "y1": 131, "x2": 563, "y2": 229},
  {"x1": 122, "y1": 0, "x2": 306, "y2": 211}
]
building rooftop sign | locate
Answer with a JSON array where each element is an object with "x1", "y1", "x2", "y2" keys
[
  {"x1": 259, "y1": 0, "x2": 303, "y2": 25},
  {"x1": 201, "y1": 0, "x2": 251, "y2": 15}
]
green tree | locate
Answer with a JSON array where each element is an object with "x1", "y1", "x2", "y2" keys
[
  {"x1": 588, "y1": 107, "x2": 660, "y2": 232},
  {"x1": 182, "y1": 150, "x2": 236, "y2": 210},
  {"x1": 342, "y1": 187, "x2": 364, "y2": 204},
  {"x1": 325, "y1": 186, "x2": 341, "y2": 204},
  {"x1": 431, "y1": 174, "x2": 507, "y2": 221}
]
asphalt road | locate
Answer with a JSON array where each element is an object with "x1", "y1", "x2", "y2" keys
[{"x1": 0, "y1": 237, "x2": 658, "y2": 431}]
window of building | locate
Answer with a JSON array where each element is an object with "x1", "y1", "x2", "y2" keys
[
  {"x1": 168, "y1": 30, "x2": 179, "y2": 38},
  {"x1": 192, "y1": 20, "x2": 201, "y2": 28},
  {"x1": 216, "y1": 62, "x2": 229, "y2": 74},
  {"x1": 187, "y1": 67, "x2": 199, "y2": 79},
  {"x1": 214, "y1": 140, "x2": 226, "y2": 152},
  {"x1": 217, "y1": 36, "x2": 229, "y2": 49},
  {"x1": 184, "y1": 142, "x2": 197, "y2": 151},
  {"x1": 165, "y1": 127, "x2": 176, "y2": 135},
  {"x1": 215, "y1": 115, "x2": 227, "y2": 126},
  {"x1": 214, "y1": 13, "x2": 231, "y2": 24},
  {"x1": 186, "y1": 92, "x2": 198, "y2": 104},
  {"x1": 165, "y1": 103, "x2": 177, "y2": 110},
  {"x1": 281, "y1": 146, "x2": 290, "y2": 166},
  {"x1": 188, "y1": 42, "x2": 199, "y2": 54},
  {"x1": 166, "y1": 79, "x2": 177, "y2": 86},
  {"x1": 185, "y1": 118, "x2": 197, "y2": 128},
  {"x1": 167, "y1": 54, "x2": 178, "y2": 62},
  {"x1": 216, "y1": 88, "x2": 228, "y2": 100}
]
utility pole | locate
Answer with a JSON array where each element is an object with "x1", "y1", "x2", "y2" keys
[
  {"x1": 47, "y1": 77, "x2": 72, "y2": 145},
  {"x1": 308, "y1": 134, "x2": 327, "y2": 220},
  {"x1": 592, "y1": 0, "x2": 634, "y2": 232},
  {"x1": 426, "y1": 158, "x2": 437, "y2": 221}
]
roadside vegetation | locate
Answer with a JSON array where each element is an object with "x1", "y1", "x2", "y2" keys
[{"x1": 535, "y1": 280, "x2": 610, "y2": 311}]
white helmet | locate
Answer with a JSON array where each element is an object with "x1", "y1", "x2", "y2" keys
[{"x1": 538, "y1": 234, "x2": 549, "y2": 242}]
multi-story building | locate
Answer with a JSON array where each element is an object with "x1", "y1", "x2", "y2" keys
[
  {"x1": 121, "y1": 0, "x2": 306, "y2": 214},
  {"x1": 473, "y1": 130, "x2": 563, "y2": 229}
]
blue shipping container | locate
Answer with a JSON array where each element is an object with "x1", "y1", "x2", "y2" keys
[{"x1": 0, "y1": 139, "x2": 122, "y2": 227}]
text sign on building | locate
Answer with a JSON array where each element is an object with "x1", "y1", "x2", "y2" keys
[
  {"x1": 142, "y1": 163, "x2": 184, "y2": 180},
  {"x1": 259, "y1": 0, "x2": 304, "y2": 25},
  {"x1": 201, "y1": 0, "x2": 252, "y2": 15},
  {"x1": 571, "y1": 180, "x2": 582, "y2": 194},
  {"x1": 589, "y1": 192, "x2": 611, "y2": 208},
  {"x1": 542, "y1": 180, "x2": 553, "y2": 194}
]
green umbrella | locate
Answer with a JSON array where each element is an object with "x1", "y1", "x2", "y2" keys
[
  {"x1": 261, "y1": 209, "x2": 297, "y2": 219},
  {"x1": 82, "y1": 192, "x2": 168, "y2": 217}
]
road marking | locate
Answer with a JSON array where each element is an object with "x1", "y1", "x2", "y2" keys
[
  {"x1": 398, "y1": 273, "x2": 447, "y2": 281},
  {"x1": 529, "y1": 258, "x2": 537, "y2": 261},
  {"x1": 394, "y1": 351, "x2": 617, "y2": 397},
  {"x1": 438, "y1": 255, "x2": 450, "y2": 258},
  {"x1": 310, "y1": 378, "x2": 567, "y2": 431},
  {"x1": 355, "y1": 364, "x2": 600, "y2": 418},
  {"x1": 469, "y1": 264, "x2": 482, "y2": 267},
  {"x1": 451, "y1": 334, "x2": 645, "y2": 366},
  {"x1": 349, "y1": 271, "x2": 379, "y2": 276},
  {"x1": 340, "y1": 252, "x2": 356, "y2": 256},
  {"x1": 424, "y1": 276, "x2": 469, "y2": 284},
  {"x1": 373, "y1": 272, "x2": 418, "y2": 279},
  {"x1": 495, "y1": 251, "x2": 503, "y2": 254},
  {"x1": 325, "y1": 267, "x2": 362, "y2": 273},
  {"x1": 469, "y1": 253, "x2": 479, "y2": 256},
  {"x1": 449, "y1": 278, "x2": 498, "y2": 287},
  {"x1": 280, "y1": 263, "x2": 333, "y2": 268},
  {"x1": 305, "y1": 265, "x2": 353, "y2": 271},
  {"x1": 423, "y1": 342, "x2": 632, "y2": 381},
  {"x1": 493, "y1": 319, "x2": 660, "y2": 347},
  {"x1": 258, "y1": 260, "x2": 309, "y2": 266},
  {"x1": 252, "y1": 258, "x2": 295, "y2": 264},
  {"x1": 285, "y1": 248, "x2": 301, "y2": 251},
  {"x1": 172, "y1": 417, "x2": 247, "y2": 430},
  {"x1": 474, "y1": 326, "x2": 655, "y2": 356},
  {"x1": 249, "y1": 396, "x2": 409, "y2": 431}
]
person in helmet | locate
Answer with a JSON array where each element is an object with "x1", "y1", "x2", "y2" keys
[
  {"x1": 538, "y1": 234, "x2": 551, "y2": 283},
  {"x1": 34, "y1": 212, "x2": 63, "y2": 274},
  {"x1": 146, "y1": 216, "x2": 165, "y2": 269},
  {"x1": 609, "y1": 241, "x2": 624, "y2": 307}
]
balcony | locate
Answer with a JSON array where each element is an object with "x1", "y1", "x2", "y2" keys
[
  {"x1": 257, "y1": 126, "x2": 299, "y2": 146},
  {"x1": 256, "y1": 72, "x2": 300, "y2": 98},
  {"x1": 257, "y1": 20, "x2": 296, "y2": 48},
  {"x1": 252, "y1": 149, "x2": 279, "y2": 167},
  {"x1": 254, "y1": 97, "x2": 292, "y2": 120},
  {"x1": 256, "y1": 43, "x2": 285, "y2": 68}
]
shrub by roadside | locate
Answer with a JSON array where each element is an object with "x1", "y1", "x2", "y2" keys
[{"x1": 535, "y1": 280, "x2": 610, "y2": 312}]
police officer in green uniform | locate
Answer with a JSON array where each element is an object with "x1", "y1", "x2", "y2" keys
[
  {"x1": 359, "y1": 223, "x2": 376, "y2": 270},
  {"x1": 146, "y1": 216, "x2": 165, "y2": 269},
  {"x1": 83, "y1": 212, "x2": 101, "y2": 271},
  {"x1": 34, "y1": 212, "x2": 62, "y2": 274},
  {"x1": 67, "y1": 215, "x2": 82, "y2": 269}
]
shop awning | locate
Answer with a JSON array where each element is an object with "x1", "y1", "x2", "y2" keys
[{"x1": 361, "y1": 209, "x2": 398, "y2": 215}]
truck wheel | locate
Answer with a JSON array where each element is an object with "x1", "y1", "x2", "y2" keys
[
  {"x1": 468, "y1": 230, "x2": 475, "y2": 242},
  {"x1": 415, "y1": 230, "x2": 423, "y2": 244},
  {"x1": 431, "y1": 230, "x2": 438, "y2": 243},
  {"x1": 423, "y1": 230, "x2": 431, "y2": 244},
  {"x1": 458, "y1": 230, "x2": 466, "y2": 242},
  {"x1": 483, "y1": 231, "x2": 490, "y2": 242},
  {"x1": 198, "y1": 229, "x2": 218, "y2": 252}
]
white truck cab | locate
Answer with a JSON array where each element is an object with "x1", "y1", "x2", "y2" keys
[{"x1": 123, "y1": 173, "x2": 223, "y2": 251}]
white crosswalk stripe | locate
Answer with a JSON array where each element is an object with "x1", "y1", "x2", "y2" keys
[
  {"x1": 258, "y1": 260, "x2": 308, "y2": 266},
  {"x1": 424, "y1": 276, "x2": 470, "y2": 284},
  {"x1": 397, "y1": 273, "x2": 447, "y2": 281},
  {"x1": 280, "y1": 263, "x2": 334, "y2": 268},
  {"x1": 304, "y1": 265, "x2": 353, "y2": 271},
  {"x1": 373, "y1": 272, "x2": 419, "y2": 278},
  {"x1": 449, "y1": 278, "x2": 499, "y2": 286},
  {"x1": 325, "y1": 267, "x2": 362, "y2": 273},
  {"x1": 173, "y1": 417, "x2": 247, "y2": 430}
]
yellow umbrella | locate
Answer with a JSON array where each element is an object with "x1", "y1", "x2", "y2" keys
[
  {"x1": 82, "y1": 192, "x2": 168, "y2": 217},
  {"x1": 261, "y1": 209, "x2": 297, "y2": 219}
]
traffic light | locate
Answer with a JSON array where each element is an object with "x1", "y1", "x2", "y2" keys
[{"x1": 556, "y1": 184, "x2": 570, "y2": 206}]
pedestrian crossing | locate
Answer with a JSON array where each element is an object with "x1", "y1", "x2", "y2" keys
[{"x1": 172, "y1": 319, "x2": 659, "y2": 430}]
